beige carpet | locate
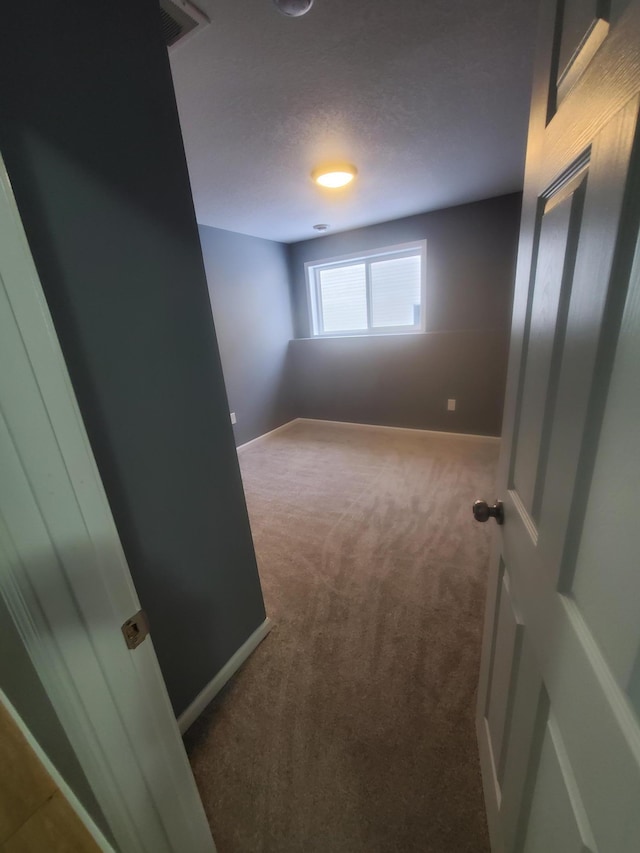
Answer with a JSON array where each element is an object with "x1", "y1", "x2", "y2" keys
[{"x1": 185, "y1": 420, "x2": 498, "y2": 853}]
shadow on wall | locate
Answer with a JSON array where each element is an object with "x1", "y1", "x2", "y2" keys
[{"x1": 199, "y1": 223, "x2": 297, "y2": 447}]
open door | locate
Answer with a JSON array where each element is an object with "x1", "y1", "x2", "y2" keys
[
  {"x1": 476, "y1": 1, "x2": 640, "y2": 850},
  {"x1": 0, "y1": 153, "x2": 216, "y2": 852}
]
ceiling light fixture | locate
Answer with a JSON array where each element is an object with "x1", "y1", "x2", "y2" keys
[
  {"x1": 313, "y1": 224, "x2": 329, "y2": 232},
  {"x1": 312, "y1": 164, "x2": 358, "y2": 189},
  {"x1": 273, "y1": 0, "x2": 314, "y2": 17}
]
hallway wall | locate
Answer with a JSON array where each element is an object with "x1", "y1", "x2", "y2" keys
[{"x1": 0, "y1": 0, "x2": 266, "y2": 718}]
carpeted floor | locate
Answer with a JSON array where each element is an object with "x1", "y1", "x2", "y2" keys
[{"x1": 184, "y1": 420, "x2": 498, "y2": 853}]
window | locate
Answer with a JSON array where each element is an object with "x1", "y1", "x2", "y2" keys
[{"x1": 306, "y1": 241, "x2": 426, "y2": 337}]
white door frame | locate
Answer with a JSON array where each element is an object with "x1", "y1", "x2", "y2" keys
[{"x1": 0, "y1": 153, "x2": 216, "y2": 853}]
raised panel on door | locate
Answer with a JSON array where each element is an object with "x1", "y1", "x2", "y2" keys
[
  {"x1": 521, "y1": 717, "x2": 596, "y2": 853},
  {"x1": 510, "y1": 171, "x2": 586, "y2": 522},
  {"x1": 554, "y1": 0, "x2": 610, "y2": 107},
  {"x1": 566, "y1": 262, "x2": 640, "y2": 708},
  {"x1": 498, "y1": 636, "x2": 544, "y2": 853},
  {"x1": 535, "y1": 97, "x2": 640, "y2": 579},
  {"x1": 482, "y1": 563, "x2": 524, "y2": 805}
]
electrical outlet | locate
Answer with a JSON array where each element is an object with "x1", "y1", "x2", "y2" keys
[
  {"x1": 447, "y1": 399, "x2": 456, "y2": 412},
  {"x1": 230, "y1": 412, "x2": 237, "y2": 424}
]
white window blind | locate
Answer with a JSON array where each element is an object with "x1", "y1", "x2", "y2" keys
[
  {"x1": 371, "y1": 255, "x2": 421, "y2": 328},
  {"x1": 306, "y1": 241, "x2": 426, "y2": 337},
  {"x1": 319, "y1": 264, "x2": 367, "y2": 332}
]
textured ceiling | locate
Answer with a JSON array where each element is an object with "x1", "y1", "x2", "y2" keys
[{"x1": 168, "y1": 0, "x2": 539, "y2": 243}]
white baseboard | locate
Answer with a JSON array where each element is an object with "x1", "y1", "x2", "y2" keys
[
  {"x1": 235, "y1": 417, "x2": 500, "y2": 452},
  {"x1": 295, "y1": 417, "x2": 501, "y2": 443},
  {"x1": 236, "y1": 420, "x2": 298, "y2": 452},
  {"x1": 177, "y1": 617, "x2": 273, "y2": 734}
]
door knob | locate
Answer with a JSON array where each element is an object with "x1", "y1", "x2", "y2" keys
[{"x1": 473, "y1": 499, "x2": 504, "y2": 525}]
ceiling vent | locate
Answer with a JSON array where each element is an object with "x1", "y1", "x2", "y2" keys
[{"x1": 159, "y1": 0, "x2": 210, "y2": 49}]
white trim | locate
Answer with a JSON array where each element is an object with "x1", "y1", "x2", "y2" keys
[
  {"x1": 0, "y1": 688, "x2": 115, "y2": 853},
  {"x1": 292, "y1": 327, "x2": 506, "y2": 341},
  {"x1": 294, "y1": 417, "x2": 502, "y2": 443},
  {"x1": 178, "y1": 618, "x2": 273, "y2": 734},
  {"x1": 304, "y1": 239, "x2": 426, "y2": 269},
  {"x1": 293, "y1": 330, "x2": 427, "y2": 341},
  {"x1": 236, "y1": 418, "x2": 500, "y2": 451},
  {"x1": 236, "y1": 420, "x2": 298, "y2": 452}
]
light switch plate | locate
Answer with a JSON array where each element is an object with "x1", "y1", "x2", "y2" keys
[
  {"x1": 447, "y1": 399, "x2": 456, "y2": 411},
  {"x1": 230, "y1": 412, "x2": 237, "y2": 424}
]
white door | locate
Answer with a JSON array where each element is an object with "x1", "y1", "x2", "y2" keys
[
  {"x1": 0, "y1": 153, "x2": 216, "y2": 853},
  {"x1": 476, "y1": 1, "x2": 640, "y2": 851}
]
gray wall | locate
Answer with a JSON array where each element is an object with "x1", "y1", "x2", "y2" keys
[
  {"x1": 199, "y1": 225, "x2": 295, "y2": 446},
  {"x1": 287, "y1": 194, "x2": 521, "y2": 436},
  {"x1": 0, "y1": 0, "x2": 265, "y2": 718}
]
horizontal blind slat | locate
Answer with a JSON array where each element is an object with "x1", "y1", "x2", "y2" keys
[
  {"x1": 370, "y1": 256, "x2": 421, "y2": 328},
  {"x1": 319, "y1": 264, "x2": 367, "y2": 332}
]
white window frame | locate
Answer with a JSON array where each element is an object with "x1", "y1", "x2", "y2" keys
[{"x1": 305, "y1": 240, "x2": 427, "y2": 337}]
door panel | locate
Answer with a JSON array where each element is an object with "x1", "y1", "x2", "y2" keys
[
  {"x1": 521, "y1": 718, "x2": 595, "y2": 853},
  {"x1": 537, "y1": 99, "x2": 640, "y2": 579},
  {"x1": 477, "y1": 2, "x2": 640, "y2": 851},
  {"x1": 556, "y1": 0, "x2": 610, "y2": 106},
  {"x1": 570, "y1": 269, "x2": 640, "y2": 694},
  {"x1": 511, "y1": 173, "x2": 585, "y2": 520},
  {"x1": 485, "y1": 569, "x2": 525, "y2": 789},
  {"x1": 498, "y1": 641, "x2": 544, "y2": 853}
]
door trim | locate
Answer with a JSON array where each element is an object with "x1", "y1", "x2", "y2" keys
[{"x1": 0, "y1": 153, "x2": 216, "y2": 852}]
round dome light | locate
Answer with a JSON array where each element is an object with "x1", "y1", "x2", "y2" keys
[
  {"x1": 273, "y1": 0, "x2": 314, "y2": 17},
  {"x1": 312, "y1": 164, "x2": 358, "y2": 188}
]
